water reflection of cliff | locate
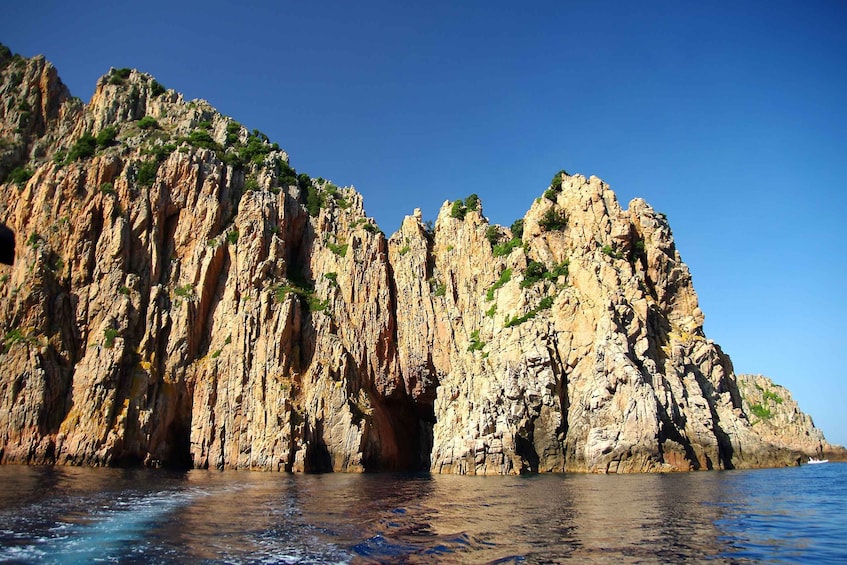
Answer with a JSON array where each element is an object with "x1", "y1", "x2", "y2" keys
[{"x1": 3, "y1": 466, "x2": 840, "y2": 563}]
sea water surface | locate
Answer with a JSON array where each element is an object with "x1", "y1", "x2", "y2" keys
[{"x1": 0, "y1": 463, "x2": 844, "y2": 563}]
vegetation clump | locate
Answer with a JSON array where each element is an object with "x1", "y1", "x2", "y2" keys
[
  {"x1": 3, "y1": 328, "x2": 34, "y2": 353},
  {"x1": 601, "y1": 244, "x2": 624, "y2": 259},
  {"x1": 429, "y1": 278, "x2": 447, "y2": 297},
  {"x1": 467, "y1": 330, "x2": 485, "y2": 352},
  {"x1": 485, "y1": 225, "x2": 501, "y2": 246},
  {"x1": 749, "y1": 403, "x2": 772, "y2": 420},
  {"x1": 186, "y1": 129, "x2": 218, "y2": 150},
  {"x1": 486, "y1": 268, "x2": 512, "y2": 301},
  {"x1": 225, "y1": 121, "x2": 241, "y2": 145},
  {"x1": 146, "y1": 142, "x2": 176, "y2": 163},
  {"x1": 96, "y1": 126, "x2": 118, "y2": 148},
  {"x1": 244, "y1": 175, "x2": 260, "y2": 192},
  {"x1": 174, "y1": 284, "x2": 195, "y2": 300},
  {"x1": 538, "y1": 207, "x2": 567, "y2": 231},
  {"x1": 490, "y1": 219, "x2": 524, "y2": 257},
  {"x1": 67, "y1": 132, "x2": 96, "y2": 161},
  {"x1": 519, "y1": 259, "x2": 569, "y2": 288},
  {"x1": 138, "y1": 116, "x2": 159, "y2": 130},
  {"x1": 103, "y1": 327, "x2": 120, "y2": 348},
  {"x1": 504, "y1": 295, "x2": 555, "y2": 328},
  {"x1": 361, "y1": 222, "x2": 380, "y2": 235},
  {"x1": 450, "y1": 199, "x2": 466, "y2": 220},
  {"x1": 450, "y1": 193, "x2": 481, "y2": 220},
  {"x1": 108, "y1": 68, "x2": 132, "y2": 85},
  {"x1": 763, "y1": 389, "x2": 784, "y2": 404},
  {"x1": 550, "y1": 169, "x2": 568, "y2": 191},
  {"x1": 150, "y1": 80, "x2": 166, "y2": 97},
  {"x1": 136, "y1": 160, "x2": 159, "y2": 187},
  {"x1": 631, "y1": 239, "x2": 646, "y2": 262},
  {"x1": 326, "y1": 239, "x2": 348, "y2": 257},
  {"x1": 7, "y1": 166, "x2": 33, "y2": 187},
  {"x1": 324, "y1": 272, "x2": 339, "y2": 287},
  {"x1": 273, "y1": 282, "x2": 330, "y2": 314},
  {"x1": 520, "y1": 261, "x2": 547, "y2": 288}
]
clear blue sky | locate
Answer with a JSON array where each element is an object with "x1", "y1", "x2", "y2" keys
[{"x1": 3, "y1": 1, "x2": 846, "y2": 445}]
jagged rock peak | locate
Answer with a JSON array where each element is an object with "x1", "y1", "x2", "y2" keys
[{"x1": 0, "y1": 47, "x2": 840, "y2": 474}]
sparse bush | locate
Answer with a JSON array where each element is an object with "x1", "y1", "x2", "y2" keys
[
  {"x1": 108, "y1": 68, "x2": 131, "y2": 86},
  {"x1": 307, "y1": 295, "x2": 330, "y2": 313},
  {"x1": 324, "y1": 272, "x2": 339, "y2": 287},
  {"x1": 550, "y1": 169, "x2": 568, "y2": 191},
  {"x1": 237, "y1": 131, "x2": 274, "y2": 165},
  {"x1": 174, "y1": 284, "x2": 194, "y2": 299},
  {"x1": 7, "y1": 166, "x2": 33, "y2": 187},
  {"x1": 244, "y1": 175, "x2": 260, "y2": 191},
  {"x1": 187, "y1": 129, "x2": 217, "y2": 150},
  {"x1": 429, "y1": 278, "x2": 447, "y2": 297},
  {"x1": 467, "y1": 330, "x2": 485, "y2": 352},
  {"x1": 464, "y1": 193, "x2": 480, "y2": 212},
  {"x1": 197, "y1": 120, "x2": 212, "y2": 130},
  {"x1": 520, "y1": 261, "x2": 547, "y2": 288},
  {"x1": 225, "y1": 121, "x2": 241, "y2": 145},
  {"x1": 362, "y1": 222, "x2": 379, "y2": 235},
  {"x1": 3, "y1": 328, "x2": 29, "y2": 352},
  {"x1": 749, "y1": 403, "x2": 772, "y2": 420},
  {"x1": 510, "y1": 219, "x2": 523, "y2": 240},
  {"x1": 67, "y1": 132, "x2": 96, "y2": 161},
  {"x1": 327, "y1": 240, "x2": 348, "y2": 257},
  {"x1": 150, "y1": 80, "x2": 166, "y2": 97},
  {"x1": 147, "y1": 143, "x2": 176, "y2": 162},
  {"x1": 486, "y1": 268, "x2": 512, "y2": 301},
  {"x1": 547, "y1": 260, "x2": 569, "y2": 282},
  {"x1": 601, "y1": 244, "x2": 623, "y2": 259},
  {"x1": 273, "y1": 282, "x2": 329, "y2": 315},
  {"x1": 96, "y1": 126, "x2": 118, "y2": 148},
  {"x1": 450, "y1": 200, "x2": 466, "y2": 220},
  {"x1": 137, "y1": 160, "x2": 159, "y2": 187},
  {"x1": 543, "y1": 188, "x2": 558, "y2": 202},
  {"x1": 492, "y1": 238, "x2": 521, "y2": 257},
  {"x1": 762, "y1": 389, "x2": 784, "y2": 404},
  {"x1": 3, "y1": 328, "x2": 23, "y2": 348},
  {"x1": 137, "y1": 116, "x2": 159, "y2": 129},
  {"x1": 538, "y1": 207, "x2": 567, "y2": 231},
  {"x1": 485, "y1": 225, "x2": 501, "y2": 246},
  {"x1": 227, "y1": 230, "x2": 239, "y2": 244},
  {"x1": 100, "y1": 182, "x2": 115, "y2": 195},
  {"x1": 632, "y1": 239, "x2": 646, "y2": 260},
  {"x1": 103, "y1": 327, "x2": 119, "y2": 348},
  {"x1": 504, "y1": 294, "x2": 555, "y2": 328}
]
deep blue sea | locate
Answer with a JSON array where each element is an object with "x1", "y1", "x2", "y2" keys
[{"x1": 0, "y1": 463, "x2": 844, "y2": 563}]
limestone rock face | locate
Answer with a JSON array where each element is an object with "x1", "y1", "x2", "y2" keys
[
  {"x1": 0, "y1": 48, "x2": 838, "y2": 473},
  {"x1": 735, "y1": 374, "x2": 844, "y2": 463}
]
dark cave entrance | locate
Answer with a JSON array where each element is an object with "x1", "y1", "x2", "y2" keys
[{"x1": 363, "y1": 398, "x2": 436, "y2": 473}]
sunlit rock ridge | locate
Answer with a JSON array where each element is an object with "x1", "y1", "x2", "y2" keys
[{"x1": 0, "y1": 46, "x2": 840, "y2": 473}]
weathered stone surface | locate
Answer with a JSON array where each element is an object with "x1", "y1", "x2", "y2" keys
[{"x1": 0, "y1": 49, "x2": 841, "y2": 473}]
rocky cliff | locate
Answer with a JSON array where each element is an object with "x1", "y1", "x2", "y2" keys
[{"x1": 0, "y1": 47, "x2": 839, "y2": 473}]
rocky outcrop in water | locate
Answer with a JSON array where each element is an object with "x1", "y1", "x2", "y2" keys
[{"x1": 0, "y1": 46, "x2": 840, "y2": 473}]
